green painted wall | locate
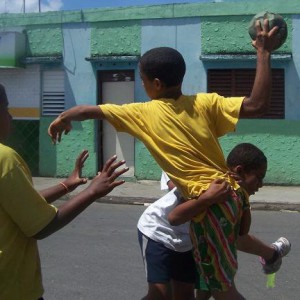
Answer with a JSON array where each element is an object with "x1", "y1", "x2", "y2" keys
[
  {"x1": 39, "y1": 117, "x2": 57, "y2": 176},
  {"x1": 135, "y1": 140, "x2": 161, "y2": 180},
  {"x1": 40, "y1": 117, "x2": 97, "y2": 178},
  {"x1": 26, "y1": 25, "x2": 63, "y2": 56},
  {"x1": 1, "y1": 0, "x2": 300, "y2": 182},
  {"x1": 221, "y1": 120, "x2": 300, "y2": 185},
  {"x1": 91, "y1": 20, "x2": 141, "y2": 56},
  {"x1": 7, "y1": 120, "x2": 39, "y2": 176},
  {"x1": 201, "y1": 15, "x2": 292, "y2": 54}
]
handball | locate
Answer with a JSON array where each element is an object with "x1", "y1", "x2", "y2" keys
[{"x1": 248, "y1": 11, "x2": 288, "y2": 50}]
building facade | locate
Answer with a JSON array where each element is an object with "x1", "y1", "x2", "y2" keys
[{"x1": 0, "y1": 0, "x2": 300, "y2": 184}]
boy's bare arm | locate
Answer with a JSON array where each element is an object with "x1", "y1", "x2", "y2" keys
[
  {"x1": 240, "y1": 19, "x2": 279, "y2": 118},
  {"x1": 39, "y1": 150, "x2": 89, "y2": 203},
  {"x1": 168, "y1": 179, "x2": 231, "y2": 226},
  {"x1": 48, "y1": 105, "x2": 104, "y2": 144},
  {"x1": 239, "y1": 207, "x2": 251, "y2": 236},
  {"x1": 33, "y1": 155, "x2": 128, "y2": 239}
]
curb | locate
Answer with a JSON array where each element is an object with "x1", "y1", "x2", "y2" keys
[
  {"x1": 61, "y1": 194, "x2": 300, "y2": 212},
  {"x1": 250, "y1": 202, "x2": 300, "y2": 212}
]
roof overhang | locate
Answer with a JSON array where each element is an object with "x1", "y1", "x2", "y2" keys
[
  {"x1": 85, "y1": 55, "x2": 140, "y2": 63},
  {"x1": 21, "y1": 55, "x2": 63, "y2": 64},
  {"x1": 200, "y1": 53, "x2": 292, "y2": 61}
]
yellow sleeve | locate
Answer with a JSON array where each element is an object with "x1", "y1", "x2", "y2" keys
[
  {"x1": 0, "y1": 164, "x2": 57, "y2": 237},
  {"x1": 200, "y1": 93, "x2": 244, "y2": 137},
  {"x1": 99, "y1": 103, "x2": 148, "y2": 137}
]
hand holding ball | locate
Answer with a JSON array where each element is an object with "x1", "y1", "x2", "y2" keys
[{"x1": 248, "y1": 11, "x2": 288, "y2": 50}]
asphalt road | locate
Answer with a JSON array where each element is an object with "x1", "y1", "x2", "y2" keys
[{"x1": 39, "y1": 202, "x2": 299, "y2": 300}]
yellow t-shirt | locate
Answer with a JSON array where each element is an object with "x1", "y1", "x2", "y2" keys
[
  {"x1": 101, "y1": 93, "x2": 244, "y2": 199},
  {"x1": 0, "y1": 144, "x2": 57, "y2": 300}
]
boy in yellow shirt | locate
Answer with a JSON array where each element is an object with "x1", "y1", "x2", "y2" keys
[
  {"x1": 48, "y1": 20, "x2": 289, "y2": 299},
  {"x1": 0, "y1": 83, "x2": 128, "y2": 300}
]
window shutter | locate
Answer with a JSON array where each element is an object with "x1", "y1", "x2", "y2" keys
[
  {"x1": 42, "y1": 70, "x2": 65, "y2": 116},
  {"x1": 207, "y1": 69, "x2": 284, "y2": 119}
]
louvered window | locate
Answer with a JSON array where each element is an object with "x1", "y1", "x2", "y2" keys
[
  {"x1": 207, "y1": 69, "x2": 285, "y2": 119},
  {"x1": 42, "y1": 70, "x2": 65, "y2": 116}
]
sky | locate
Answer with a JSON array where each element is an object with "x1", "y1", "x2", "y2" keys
[{"x1": 0, "y1": 0, "x2": 227, "y2": 13}]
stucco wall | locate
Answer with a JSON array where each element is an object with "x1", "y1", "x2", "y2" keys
[{"x1": 221, "y1": 120, "x2": 300, "y2": 185}]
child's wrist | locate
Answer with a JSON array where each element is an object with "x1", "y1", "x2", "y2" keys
[
  {"x1": 58, "y1": 112, "x2": 69, "y2": 123},
  {"x1": 197, "y1": 194, "x2": 214, "y2": 208},
  {"x1": 59, "y1": 181, "x2": 69, "y2": 193}
]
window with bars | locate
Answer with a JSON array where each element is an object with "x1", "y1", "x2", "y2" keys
[
  {"x1": 42, "y1": 70, "x2": 65, "y2": 116},
  {"x1": 207, "y1": 69, "x2": 285, "y2": 119}
]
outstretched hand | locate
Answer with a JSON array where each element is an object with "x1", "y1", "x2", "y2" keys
[
  {"x1": 48, "y1": 116, "x2": 72, "y2": 144},
  {"x1": 87, "y1": 155, "x2": 129, "y2": 199},
  {"x1": 252, "y1": 19, "x2": 280, "y2": 52},
  {"x1": 63, "y1": 150, "x2": 89, "y2": 192}
]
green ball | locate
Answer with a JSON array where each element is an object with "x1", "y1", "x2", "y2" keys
[{"x1": 248, "y1": 11, "x2": 288, "y2": 50}]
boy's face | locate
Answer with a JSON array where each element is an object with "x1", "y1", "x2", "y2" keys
[
  {"x1": 0, "y1": 98, "x2": 12, "y2": 142},
  {"x1": 238, "y1": 164, "x2": 267, "y2": 195}
]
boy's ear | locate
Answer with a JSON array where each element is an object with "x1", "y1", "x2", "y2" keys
[
  {"x1": 232, "y1": 165, "x2": 244, "y2": 175},
  {"x1": 154, "y1": 78, "x2": 165, "y2": 90}
]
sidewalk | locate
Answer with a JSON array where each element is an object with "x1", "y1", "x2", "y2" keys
[{"x1": 33, "y1": 177, "x2": 300, "y2": 211}]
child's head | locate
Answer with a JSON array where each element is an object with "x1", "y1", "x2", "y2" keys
[
  {"x1": 139, "y1": 47, "x2": 186, "y2": 98},
  {"x1": 227, "y1": 143, "x2": 267, "y2": 195},
  {"x1": 0, "y1": 84, "x2": 12, "y2": 142}
]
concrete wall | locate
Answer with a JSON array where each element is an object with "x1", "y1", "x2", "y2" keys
[{"x1": 1, "y1": 0, "x2": 300, "y2": 184}]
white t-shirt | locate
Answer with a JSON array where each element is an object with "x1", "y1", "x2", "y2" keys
[{"x1": 137, "y1": 172, "x2": 192, "y2": 252}]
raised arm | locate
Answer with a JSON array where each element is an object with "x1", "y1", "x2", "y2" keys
[
  {"x1": 33, "y1": 155, "x2": 128, "y2": 239},
  {"x1": 48, "y1": 105, "x2": 104, "y2": 144},
  {"x1": 240, "y1": 19, "x2": 280, "y2": 118},
  {"x1": 168, "y1": 179, "x2": 232, "y2": 226}
]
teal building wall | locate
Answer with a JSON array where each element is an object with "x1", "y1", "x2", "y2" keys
[{"x1": 1, "y1": 0, "x2": 300, "y2": 184}]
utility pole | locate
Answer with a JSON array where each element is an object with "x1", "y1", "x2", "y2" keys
[
  {"x1": 38, "y1": 0, "x2": 41, "y2": 12},
  {"x1": 23, "y1": 0, "x2": 25, "y2": 13}
]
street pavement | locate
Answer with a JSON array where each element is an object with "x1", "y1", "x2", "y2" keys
[
  {"x1": 39, "y1": 203, "x2": 299, "y2": 300},
  {"x1": 33, "y1": 177, "x2": 300, "y2": 211},
  {"x1": 33, "y1": 177, "x2": 300, "y2": 299}
]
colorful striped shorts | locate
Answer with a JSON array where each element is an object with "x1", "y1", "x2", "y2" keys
[{"x1": 190, "y1": 189, "x2": 248, "y2": 291}]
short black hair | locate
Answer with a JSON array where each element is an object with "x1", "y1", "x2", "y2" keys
[
  {"x1": 139, "y1": 47, "x2": 186, "y2": 87},
  {"x1": 0, "y1": 83, "x2": 8, "y2": 105},
  {"x1": 227, "y1": 143, "x2": 267, "y2": 172}
]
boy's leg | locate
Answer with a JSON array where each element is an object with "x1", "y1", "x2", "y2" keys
[
  {"x1": 147, "y1": 283, "x2": 171, "y2": 300},
  {"x1": 195, "y1": 289, "x2": 211, "y2": 300},
  {"x1": 170, "y1": 250, "x2": 197, "y2": 300},
  {"x1": 171, "y1": 280, "x2": 195, "y2": 300},
  {"x1": 211, "y1": 283, "x2": 245, "y2": 300},
  {"x1": 138, "y1": 229, "x2": 173, "y2": 300}
]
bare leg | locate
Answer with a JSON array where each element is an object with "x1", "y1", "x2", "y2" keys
[
  {"x1": 237, "y1": 233, "x2": 275, "y2": 261},
  {"x1": 171, "y1": 279, "x2": 195, "y2": 300},
  {"x1": 195, "y1": 289, "x2": 211, "y2": 300},
  {"x1": 146, "y1": 282, "x2": 172, "y2": 300},
  {"x1": 211, "y1": 283, "x2": 245, "y2": 300}
]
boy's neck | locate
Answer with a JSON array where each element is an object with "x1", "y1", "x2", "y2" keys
[{"x1": 158, "y1": 86, "x2": 182, "y2": 100}]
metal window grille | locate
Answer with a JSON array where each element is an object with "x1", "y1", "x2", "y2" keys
[
  {"x1": 207, "y1": 69, "x2": 285, "y2": 119},
  {"x1": 42, "y1": 70, "x2": 65, "y2": 116}
]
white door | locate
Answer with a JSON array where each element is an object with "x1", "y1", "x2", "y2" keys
[{"x1": 102, "y1": 79, "x2": 135, "y2": 177}]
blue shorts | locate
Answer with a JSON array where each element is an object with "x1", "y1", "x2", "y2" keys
[{"x1": 138, "y1": 229, "x2": 197, "y2": 284}]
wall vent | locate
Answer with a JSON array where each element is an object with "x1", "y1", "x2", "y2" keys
[{"x1": 42, "y1": 70, "x2": 65, "y2": 116}]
